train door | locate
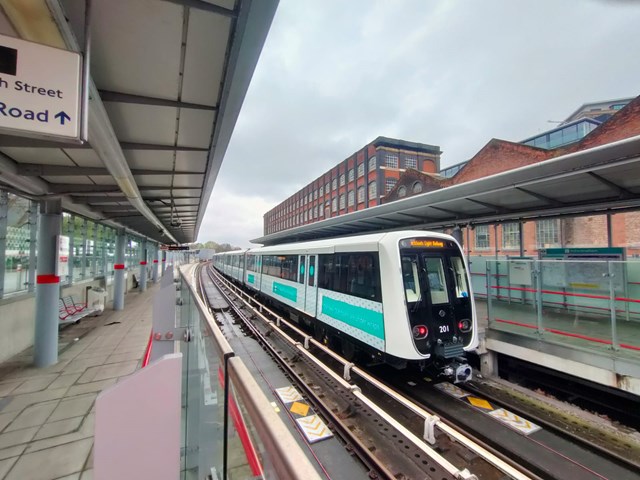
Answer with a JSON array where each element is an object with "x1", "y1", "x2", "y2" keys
[
  {"x1": 298, "y1": 255, "x2": 306, "y2": 310},
  {"x1": 303, "y1": 254, "x2": 318, "y2": 316},
  {"x1": 402, "y1": 252, "x2": 457, "y2": 357},
  {"x1": 420, "y1": 254, "x2": 456, "y2": 344}
]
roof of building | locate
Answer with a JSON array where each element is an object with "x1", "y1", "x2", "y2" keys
[
  {"x1": 372, "y1": 136, "x2": 442, "y2": 155},
  {"x1": 562, "y1": 97, "x2": 635, "y2": 124}
]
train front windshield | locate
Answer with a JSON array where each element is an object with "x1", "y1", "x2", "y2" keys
[{"x1": 399, "y1": 237, "x2": 473, "y2": 357}]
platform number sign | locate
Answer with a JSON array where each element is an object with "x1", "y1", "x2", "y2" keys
[{"x1": 0, "y1": 33, "x2": 82, "y2": 141}]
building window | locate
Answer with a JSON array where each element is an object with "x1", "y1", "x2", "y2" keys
[
  {"x1": 368, "y1": 156, "x2": 377, "y2": 172},
  {"x1": 385, "y1": 153, "x2": 399, "y2": 168},
  {"x1": 412, "y1": 182, "x2": 423, "y2": 194},
  {"x1": 348, "y1": 169, "x2": 354, "y2": 182},
  {"x1": 502, "y1": 223, "x2": 520, "y2": 250},
  {"x1": 357, "y1": 186, "x2": 365, "y2": 203},
  {"x1": 385, "y1": 178, "x2": 397, "y2": 193},
  {"x1": 348, "y1": 190, "x2": 355, "y2": 207},
  {"x1": 319, "y1": 185, "x2": 324, "y2": 196},
  {"x1": 314, "y1": 190, "x2": 318, "y2": 200},
  {"x1": 398, "y1": 186, "x2": 407, "y2": 198},
  {"x1": 339, "y1": 174, "x2": 346, "y2": 187},
  {"x1": 357, "y1": 163, "x2": 364, "y2": 177},
  {"x1": 368, "y1": 181, "x2": 377, "y2": 199},
  {"x1": 405, "y1": 156, "x2": 417, "y2": 169},
  {"x1": 325, "y1": 182, "x2": 330, "y2": 194},
  {"x1": 536, "y1": 219, "x2": 559, "y2": 248},
  {"x1": 304, "y1": 210, "x2": 308, "y2": 222},
  {"x1": 475, "y1": 226, "x2": 490, "y2": 250},
  {"x1": 331, "y1": 198, "x2": 337, "y2": 212},
  {"x1": 332, "y1": 178, "x2": 337, "y2": 191},
  {"x1": 339, "y1": 194, "x2": 346, "y2": 210},
  {"x1": 319, "y1": 206, "x2": 324, "y2": 217}
]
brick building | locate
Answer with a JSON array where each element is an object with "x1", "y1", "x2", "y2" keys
[
  {"x1": 384, "y1": 94, "x2": 640, "y2": 257},
  {"x1": 263, "y1": 137, "x2": 441, "y2": 234}
]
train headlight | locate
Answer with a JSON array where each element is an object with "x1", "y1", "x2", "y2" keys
[
  {"x1": 412, "y1": 325, "x2": 428, "y2": 339},
  {"x1": 458, "y1": 319, "x2": 472, "y2": 333}
]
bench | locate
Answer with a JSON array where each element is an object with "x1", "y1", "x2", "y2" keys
[{"x1": 59, "y1": 295, "x2": 97, "y2": 325}]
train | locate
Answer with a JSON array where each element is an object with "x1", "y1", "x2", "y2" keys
[{"x1": 212, "y1": 230, "x2": 478, "y2": 382}]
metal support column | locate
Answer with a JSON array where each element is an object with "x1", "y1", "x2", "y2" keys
[
  {"x1": 152, "y1": 244, "x2": 159, "y2": 283},
  {"x1": 0, "y1": 191, "x2": 8, "y2": 299},
  {"x1": 139, "y1": 239, "x2": 147, "y2": 292},
  {"x1": 519, "y1": 221, "x2": 525, "y2": 257},
  {"x1": 28, "y1": 201, "x2": 38, "y2": 292},
  {"x1": 607, "y1": 214, "x2": 613, "y2": 248},
  {"x1": 451, "y1": 225, "x2": 463, "y2": 247},
  {"x1": 34, "y1": 200, "x2": 62, "y2": 367},
  {"x1": 113, "y1": 229, "x2": 126, "y2": 310},
  {"x1": 161, "y1": 250, "x2": 166, "y2": 275}
]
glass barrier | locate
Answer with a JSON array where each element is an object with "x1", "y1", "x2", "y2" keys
[
  {"x1": 482, "y1": 258, "x2": 640, "y2": 358},
  {"x1": 178, "y1": 265, "x2": 319, "y2": 480}
]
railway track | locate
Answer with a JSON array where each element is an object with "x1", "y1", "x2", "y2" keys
[
  {"x1": 198, "y1": 263, "x2": 640, "y2": 480},
  {"x1": 197, "y1": 263, "x2": 533, "y2": 480}
]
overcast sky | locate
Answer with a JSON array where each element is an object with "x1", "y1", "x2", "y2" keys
[{"x1": 197, "y1": 0, "x2": 640, "y2": 247}]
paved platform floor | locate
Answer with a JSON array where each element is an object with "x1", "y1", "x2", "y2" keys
[{"x1": 0, "y1": 283, "x2": 158, "y2": 480}]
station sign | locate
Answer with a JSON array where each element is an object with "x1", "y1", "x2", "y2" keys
[
  {"x1": 56, "y1": 235, "x2": 70, "y2": 278},
  {"x1": 160, "y1": 245, "x2": 190, "y2": 251},
  {"x1": 0, "y1": 34, "x2": 82, "y2": 140}
]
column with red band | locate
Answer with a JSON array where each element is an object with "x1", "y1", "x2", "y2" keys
[
  {"x1": 114, "y1": 264, "x2": 125, "y2": 270},
  {"x1": 37, "y1": 275, "x2": 60, "y2": 284}
]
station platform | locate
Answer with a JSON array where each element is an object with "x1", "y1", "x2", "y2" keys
[{"x1": 0, "y1": 283, "x2": 157, "y2": 480}]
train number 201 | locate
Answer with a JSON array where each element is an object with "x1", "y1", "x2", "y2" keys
[{"x1": 439, "y1": 325, "x2": 450, "y2": 333}]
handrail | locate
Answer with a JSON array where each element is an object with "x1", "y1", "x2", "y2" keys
[{"x1": 228, "y1": 357, "x2": 321, "y2": 479}]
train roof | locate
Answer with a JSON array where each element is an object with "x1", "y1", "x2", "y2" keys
[{"x1": 245, "y1": 230, "x2": 455, "y2": 255}]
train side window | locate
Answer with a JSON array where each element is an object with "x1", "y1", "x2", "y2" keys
[
  {"x1": 247, "y1": 255, "x2": 256, "y2": 272},
  {"x1": 450, "y1": 256, "x2": 469, "y2": 299},
  {"x1": 346, "y1": 253, "x2": 380, "y2": 301},
  {"x1": 318, "y1": 254, "x2": 335, "y2": 290}
]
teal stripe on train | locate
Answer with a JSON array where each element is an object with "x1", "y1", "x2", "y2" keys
[
  {"x1": 248, "y1": 274, "x2": 255, "y2": 284},
  {"x1": 321, "y1": 297, "x2": 384, "y2": 340},
  {"x1": 273, "y1": 282, "x2": 297, "y2": 302}
]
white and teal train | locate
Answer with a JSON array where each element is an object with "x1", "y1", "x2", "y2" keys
[{"x1": 212, "y1": 231, "x2": 478, "y2": 381}]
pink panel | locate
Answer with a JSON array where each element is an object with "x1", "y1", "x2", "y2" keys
[{"x1": 94, "y1": 353, "x2": 182, "y2": 480}]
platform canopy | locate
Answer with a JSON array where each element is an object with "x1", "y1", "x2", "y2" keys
[
  {"x1": 253, "y1": 135, "x2": 640, "y2": 245},
  {"x1": 0, "y1": 0, "x2": 278, "y2": 244}
]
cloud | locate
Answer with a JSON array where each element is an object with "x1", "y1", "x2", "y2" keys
[{"x1": 198, "y1": 0, "x2": 640, "y2": 245}]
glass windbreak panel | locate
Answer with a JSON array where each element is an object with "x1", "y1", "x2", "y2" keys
[
  {"x1": 106, "y1": 228, "x2": 115, "y2": 274},
  {"x1": 614, "y1": 261, "x2": 640, "y2": 355},
  {"x1": 401, "y1": 254, "x2": 421, "y2": 303},
  {"x1": 540, "y1": 260, "x2": 613, "y2": 350},
  {"x1": 181, "y1": 284, "x2": 225, "y2": 479},
  {"x1": 86, "y1": 220, "x2": 95, "y2": 277},
  {"x1": 4, "y1": 193, "x2": 32, "y2": 295},
  {"x1": 423, "y1": 256, "x2": 449, "y2": 304},
  {"x1": 72, "y1": 216, "x2": 85, "y2": 282},
  {"x1": 226, "y1": 378, "x2": 269, "y2": 479},
  {"x1": 95, "y1": 224, "x2": 105, "y2": 276}
]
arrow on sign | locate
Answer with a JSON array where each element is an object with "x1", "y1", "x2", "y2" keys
[{"x1": 54, "y1": 111, "x2": 71, "y2": 125}]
